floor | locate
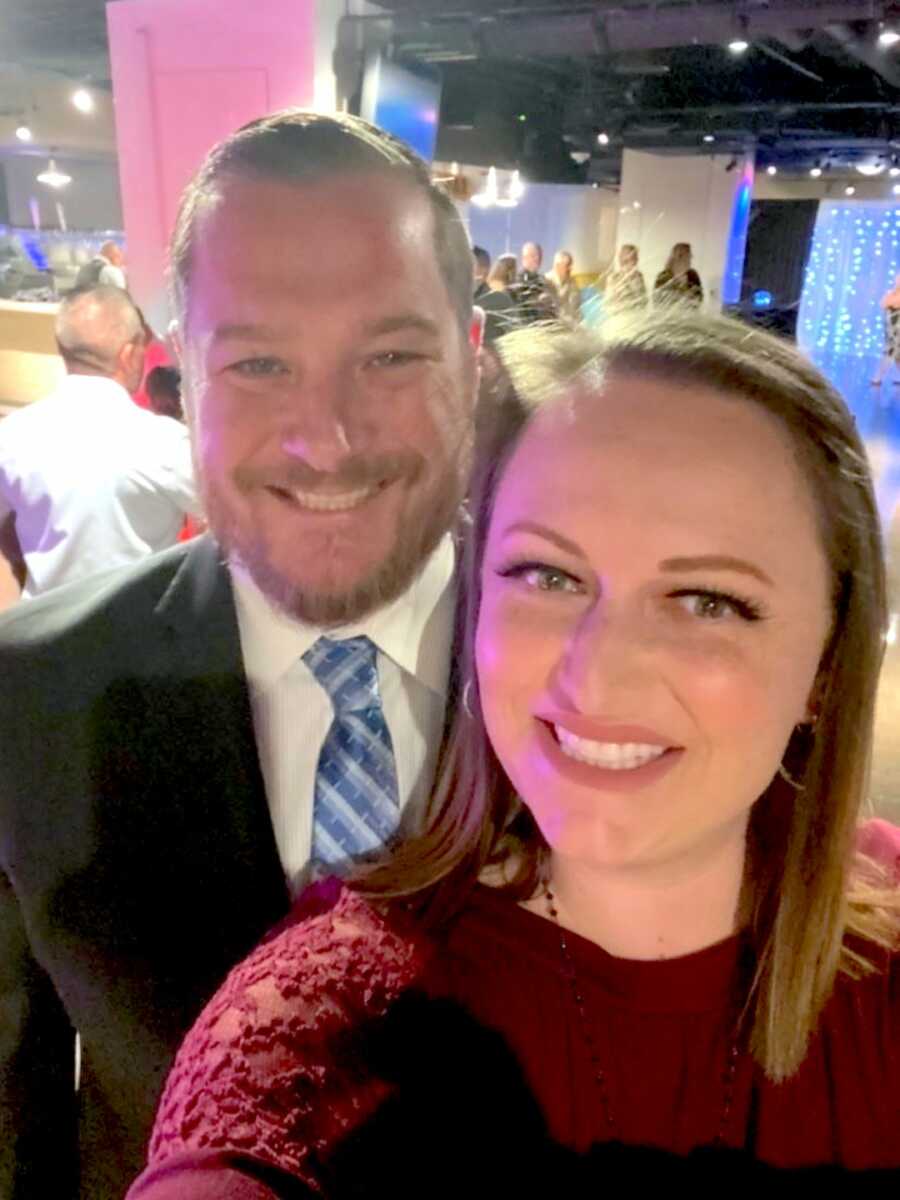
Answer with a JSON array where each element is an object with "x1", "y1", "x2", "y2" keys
[{"x1": 812, "y1": 350, "x2": 900, "y2": 824}]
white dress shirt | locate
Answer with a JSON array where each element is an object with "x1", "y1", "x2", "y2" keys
[
  {"x1": 0, "y1": 374, "x2": 200, "y2": 597},
  {"x1": 231, "y1": 535, "x2": 456, "y2": 893}
]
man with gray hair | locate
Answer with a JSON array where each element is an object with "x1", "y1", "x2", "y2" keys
[
  {"x1": 0, "y1": 286, "x2": 199, "y2": 607},
  {"x1": 0, "y1": 111, "x2": 477, "y2": 1197}
]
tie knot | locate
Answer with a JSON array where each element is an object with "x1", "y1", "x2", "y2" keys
[{"x1": 302, "y1": 635, "x2": 380, "y2": 714}]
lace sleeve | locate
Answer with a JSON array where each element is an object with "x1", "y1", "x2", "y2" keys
[{"x1": 146, "y1": 888, "x2": 425, "y2": 1188}]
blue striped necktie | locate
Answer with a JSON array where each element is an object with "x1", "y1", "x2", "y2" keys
[{"x1": 303, "y1": 635, "x2": 400, "y2": 867}]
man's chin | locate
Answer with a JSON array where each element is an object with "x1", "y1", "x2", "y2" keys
[{"x1": 242, "y1": 554, "x2": 417, "y2": 627}]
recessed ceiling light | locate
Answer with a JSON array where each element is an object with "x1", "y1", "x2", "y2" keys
[
  {"x1": 810, "y1": 166, "x2": 823, "y2": 178},
  {"x1": 890, "y1": 166, "x2": 900, "y2": 178},
  {"x1": 845, "y1": 185, "x2": 856, "y2": 195},
  {"x1": 727, "y1": 39, "x2": 749, "y2": 54},
  {"x1": 15, "y1": 125, "x2": 32, "y2": 142},
  {"x1": 894, "y1": 183, "x2": 900, "y2": 196},
  {"x1": 879, "y1": 28, "x2": 900, "y2": 47},
  {"x1": 766, "y1": 165, "x2": 778, "y2": 176},
  {"x1": 597, "y1": 132, "x2": 610, "y2": 146},
  {"x1": 703, "y1": 134, "x2": 715, "y2": 144},
  {"x1": 856, "y1": 160, "x2": 886, "y2": 176}
]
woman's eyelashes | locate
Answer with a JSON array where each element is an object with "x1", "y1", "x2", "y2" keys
[
  {"x1": 494, "y1": 561, "x2": 585, "y2": 594},
  {"x1": 669, "y1": 588, "x2": 766, "y2": 623},
  {"x1": 494, "y1": 560, "x2": 766, "y2": 622}
]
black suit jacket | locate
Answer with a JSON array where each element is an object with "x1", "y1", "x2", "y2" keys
[{"x1": 0, "y1": 536, "x2": 291, "y2": 1198}]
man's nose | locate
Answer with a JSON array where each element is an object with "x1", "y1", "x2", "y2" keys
[{"x1": 278, "y1": 373, "x2": 355, "y2": 473}]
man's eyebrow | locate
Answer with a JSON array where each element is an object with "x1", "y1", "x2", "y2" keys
[
  {"x1": 659, "y1": 555, "x2": 773, "y2": 586},
  {"x1": 210, "y1": 323, "x2": 288, "y2": 345},
  {"x1": 361, "y1": 314, "x2": 442, "y2": 338}
]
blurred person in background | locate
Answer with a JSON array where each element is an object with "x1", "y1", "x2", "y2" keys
[
  {"x1": 606, "y1": 243, "x2": 648, "y2": 310},
  {"x1": 513, "y1": 241, "x2": 558, "y2": 323},
  {"x1": 545, "y1": 249, "x2": 582, "y2": 324},
  {"x1": 473, "y1": 248, "x2": 517, "y2": 347},
  {"x1": 654, "y1": 242, "x2": 703, "y2": 308},
  {"x1": 473, "y1": 245, "x2": 492, "y2": 300},
  {"x1": 74, "y1": 239, "x2": 127, "y2": 290},
  {"x1": 0, "y1": 286, "x2": 199, "y2": 610},
  {"x1": 871, "y1": 273, "x2": 900, "y2": 386}
]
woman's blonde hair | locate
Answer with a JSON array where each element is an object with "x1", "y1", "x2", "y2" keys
[{"x1": 357, "y1": 310, "x2": 899, "y2": 1081}]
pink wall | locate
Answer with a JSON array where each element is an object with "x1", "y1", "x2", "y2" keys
[{"x1": 106, "y1": 0, "x2": 317, "y2": 329}]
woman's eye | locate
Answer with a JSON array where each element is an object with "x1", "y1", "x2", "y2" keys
[
  {"x1": 672, "y1": 590, "x2": 761, "y2": 622},
  {"x1": 497, "y1": 563, "x2": 583, "y2": 594}
]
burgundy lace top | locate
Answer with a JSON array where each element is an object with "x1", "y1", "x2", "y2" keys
[{"x1": 130, "y1": 823, "x2": 900, "y2": 1198}]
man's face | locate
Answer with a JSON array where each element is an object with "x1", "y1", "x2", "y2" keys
[
  {"x1": 179, "y1": 172, "x2": 476, "y2": 625},
  {"x1": 554, "y1": 253, "x2": 572, "y2": 281},
  {"x1": 521, "y1": 243, "x2": 541, "y2": 273}
]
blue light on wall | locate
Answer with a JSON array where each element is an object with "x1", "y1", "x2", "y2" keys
[
  {"x1": 723, "y1": 160, "x2": 754, "y2": 305},
  {"x1": 798, "y1": 200, "x2": 900, "y2": 358}
]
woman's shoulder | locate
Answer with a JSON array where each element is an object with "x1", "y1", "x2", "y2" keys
[{"x1": 148, "y1": 885, "x2": 429, "y2": 1178}]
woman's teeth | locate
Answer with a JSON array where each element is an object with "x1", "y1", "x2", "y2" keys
[{"x1": 554, "y1": 727, "x2": 668, "y2": 770}]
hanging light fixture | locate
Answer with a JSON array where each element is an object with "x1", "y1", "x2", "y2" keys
[
  {"x1": 471, "y1": 166, "x2": 499, "y2": 208},
  {"x1": 36, "y1": 158, "x2": 72, "y2": 188}
]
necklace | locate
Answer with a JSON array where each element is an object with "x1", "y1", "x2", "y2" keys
[{"x1": 545, "y1": 885, "x2": 741, "y2": 1145}]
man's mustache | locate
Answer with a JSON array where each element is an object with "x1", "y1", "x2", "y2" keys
[{"x1": 233, "y1": 453, "x2": 424, "y2": 492}]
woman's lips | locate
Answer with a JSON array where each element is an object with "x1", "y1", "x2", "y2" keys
[{"x1": 533, "y1": 718, "x2": 684, "y2": 793}]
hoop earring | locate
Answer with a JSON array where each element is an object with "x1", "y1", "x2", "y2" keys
[
  {"x1": 777, "y1": 761, "x2": 805, "y2": 790},
  {"x1": 462, "y1": 680, "x2": 475, "y2": 719}
]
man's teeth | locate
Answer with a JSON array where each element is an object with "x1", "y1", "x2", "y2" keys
[
  {"x1": 554, "y1": 727, "x2": 668, "y2": 770},
  {"x1": 288, "y1": 486, "x2": 374, "y2": 511}
]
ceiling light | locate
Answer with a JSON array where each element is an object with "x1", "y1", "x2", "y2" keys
[
  {"x1": 890, "y1": 166, "x2": 900, "y2": 177},
  {"x1": 766, "y1": 164, "x2": 778, "y2": 176},
  {"x1": 633, "y1": 200, "x2": 641, "y2": 209},
  {"x1": 845, "y1": 185, "x2": 856, "y2": 195},
  {"x1": 810, "y1": 166, "x2": 822, "y2": 178},
  {"x1": 879, "y1": 28, "x2": 900, "y2": 47},
  {"x1": 597, "y1": 131, "x2": 610, "y2": 146},
  {"x1": 727, "y1": 39, "x2": 749, "y2": 54},
  {"x1": 703, "y1": 134, "x2": 715, "y2": 144},
  {"x1": 15, "y1": 125, "x2": 32, "y2": 142},
  {"x1": 72, "y1": 88, "x2": 95, "y2": 114},
  {"x1": 894, "y1": 183, "x2": 900, "y2": 195},
  {"x1": 36, "y1": 158, "x2": 72, "y2": 188},
  {"x1": 570, "y1": 151, "x2": 590, "y2": 165}
]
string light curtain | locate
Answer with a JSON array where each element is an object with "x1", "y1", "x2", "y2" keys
[{"x1": 799, "y1": 201, "x2": 900, "y2": 358}]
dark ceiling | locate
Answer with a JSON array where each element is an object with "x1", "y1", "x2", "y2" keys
[{"x1": 6, "y1": 0, "x2": 900, "y2": 181}]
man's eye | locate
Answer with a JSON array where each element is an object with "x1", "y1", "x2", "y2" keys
[
  {"x1": 228, "y1": 358, "x2": 289, "y2": 378},
  {"x1": 672, "y1": 590, "x2": 762, "y2": 622},
  {"x1": 496, "y1": 562, "x2": 583, "y2": 594},
  {"x1": 369, "y1": 350, "x2": 425, "y2": 369}
]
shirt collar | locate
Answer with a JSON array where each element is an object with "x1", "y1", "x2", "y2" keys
[
  {"x1": 59, "y1": 373, "x2": 132, "y2": 403},
  {"x1": 231, "y1": 534, "x2": 456, "y2": 696}
]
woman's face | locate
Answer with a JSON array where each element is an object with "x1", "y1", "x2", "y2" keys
[{"x1": 475, "y1": 372, "x2": 832, "y2": 874}]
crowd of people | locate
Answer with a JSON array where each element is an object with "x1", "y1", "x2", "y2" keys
[{"x1": 0, "y1": 109, "x2": 897, "y2": 1200}]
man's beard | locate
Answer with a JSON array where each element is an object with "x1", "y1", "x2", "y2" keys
[{"x1": 202, "y1": 455, "x2": 467, "y2": 626}]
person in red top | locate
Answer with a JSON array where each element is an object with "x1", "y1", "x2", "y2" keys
[{"x1": 129, "y1": 313, "x2": 900, "y2": 1198}]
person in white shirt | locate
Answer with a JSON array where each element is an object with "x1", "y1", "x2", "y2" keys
[
  {"x1": 74, "y1": 240, "x2": 128, "y2": 290},
  {"x1": 0, "y1": 285, "x2": 199, "y2": 607},
  {"x1": 0, "y1": 108, "x2": 479, "y2": 1198}
]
